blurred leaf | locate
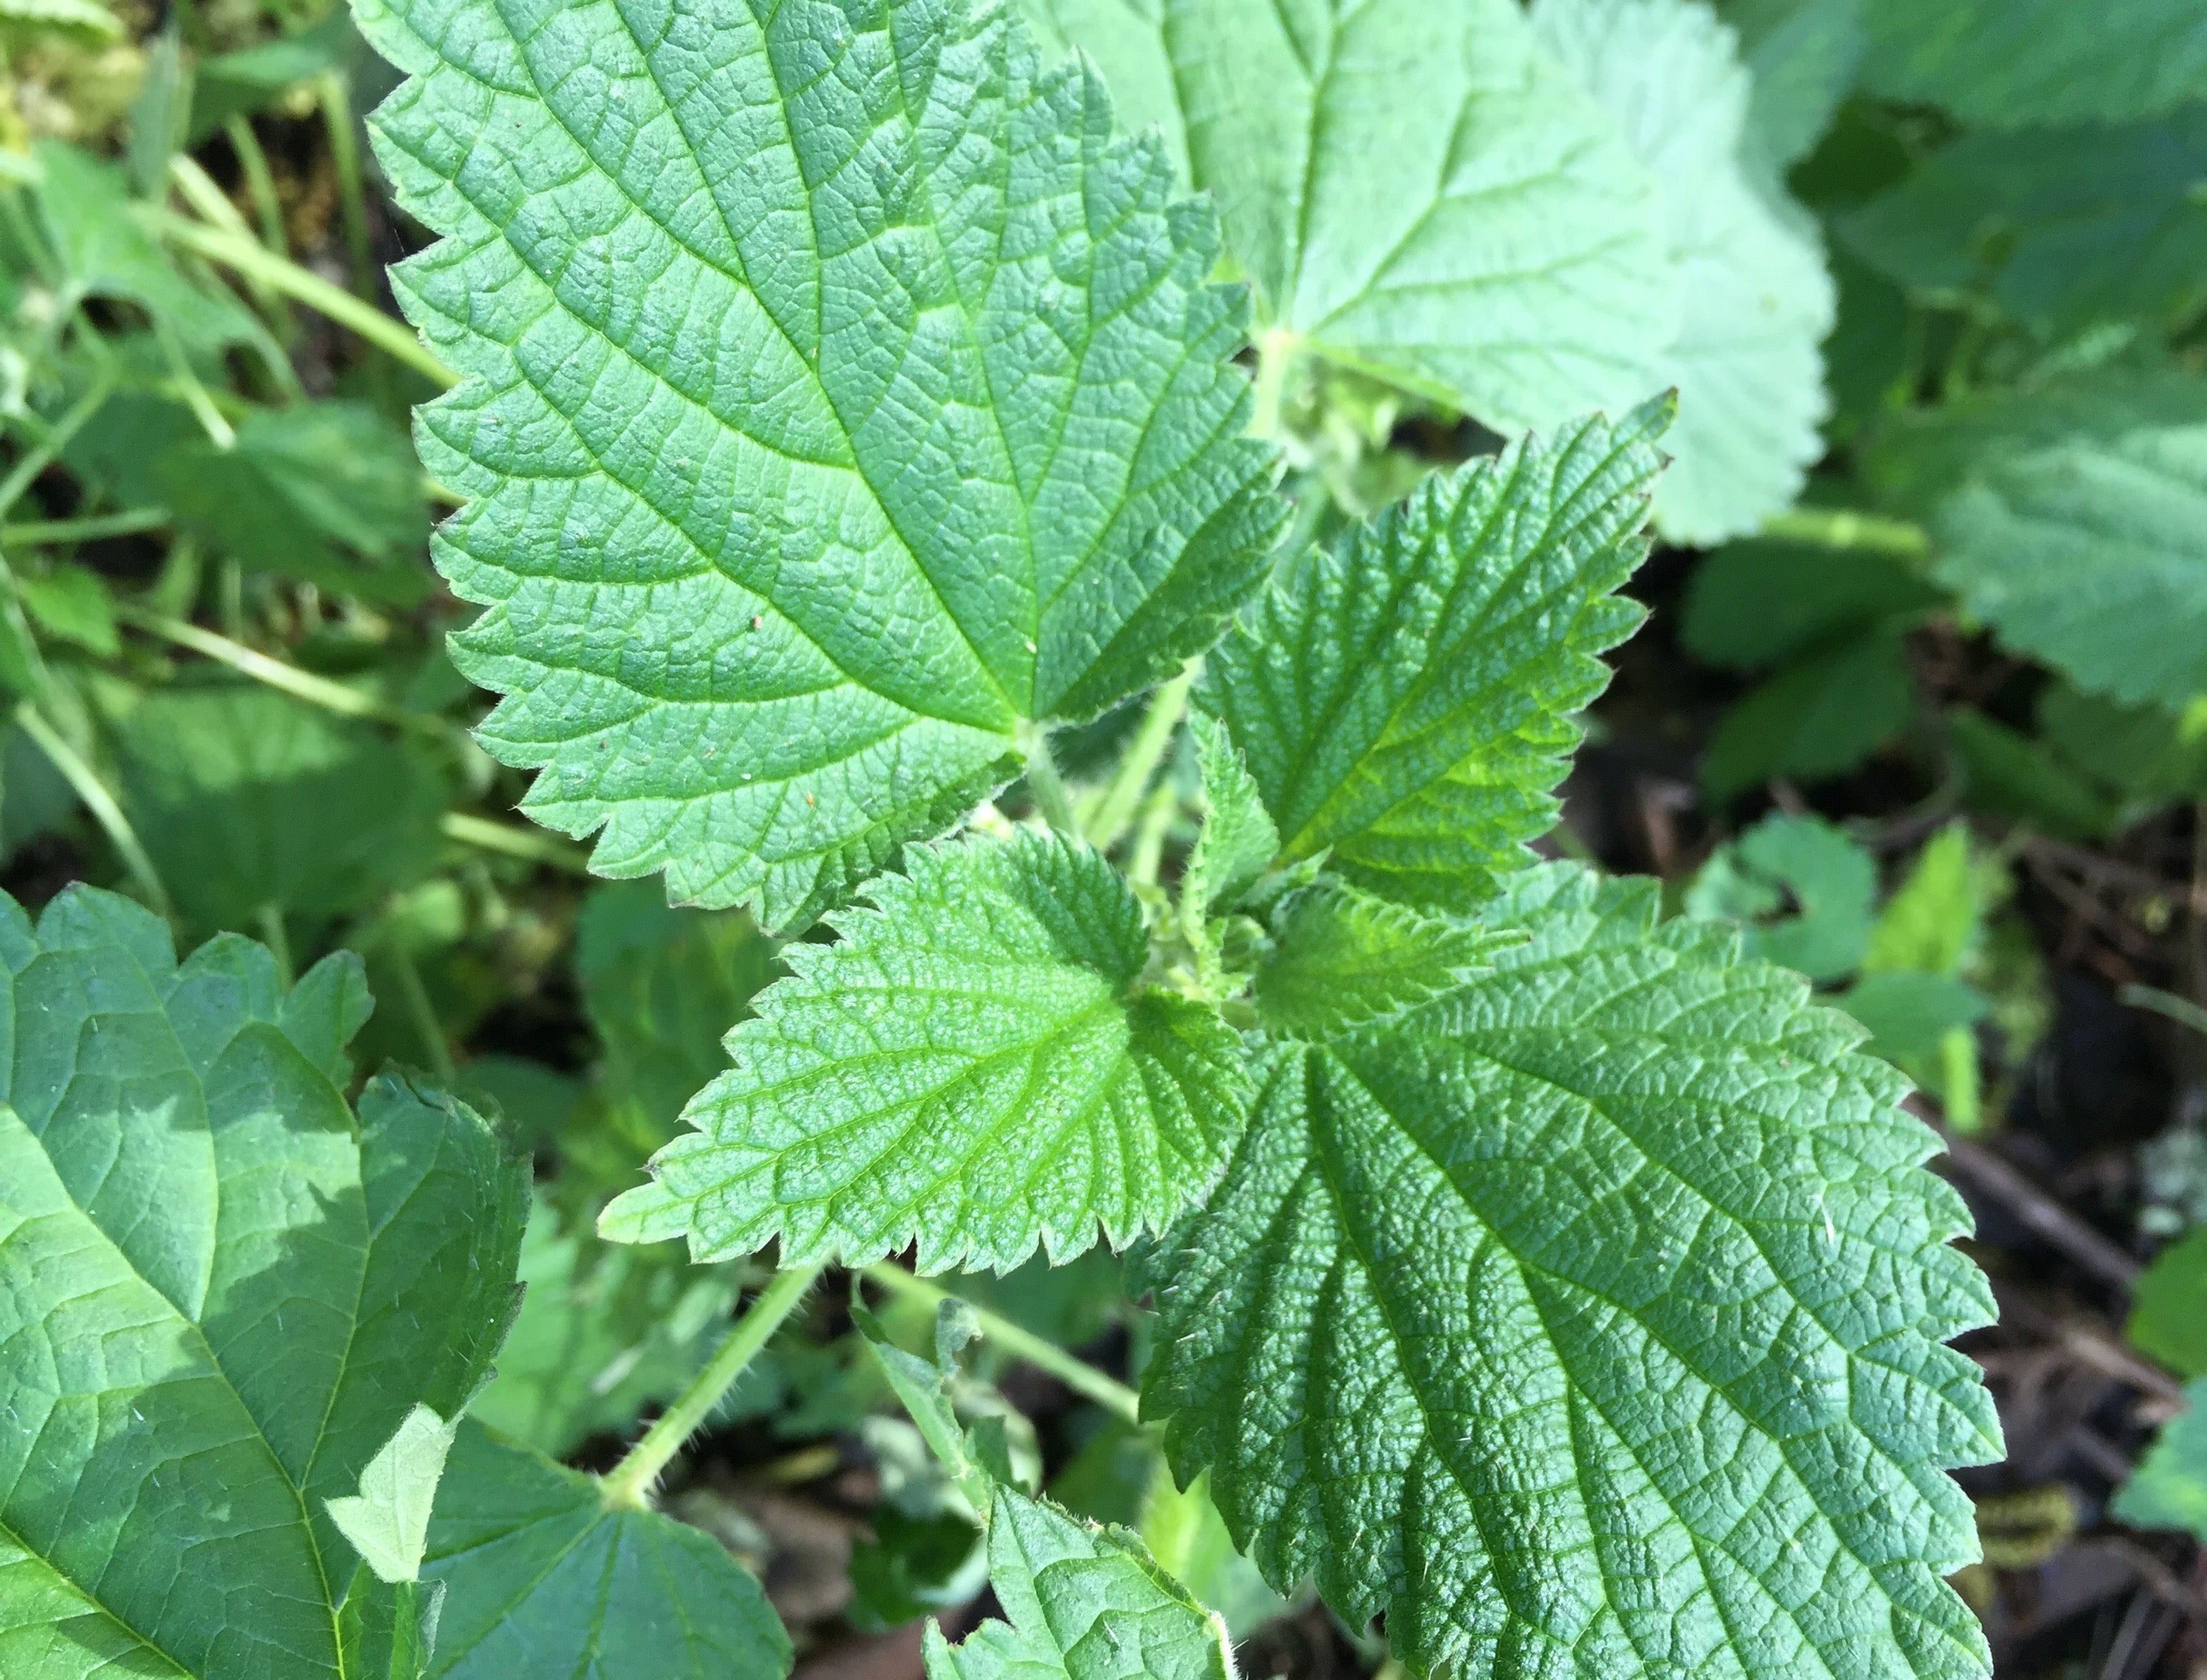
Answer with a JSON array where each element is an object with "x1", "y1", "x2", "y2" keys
[
  {"x1": 16, "y1": 563, "x2": 118, "y2": 656},
  {"x1": 0, "y1": 0, "x2": 121, "y2": 41},
  {"x1": 2038, "y1": 686, "x2": 2207, "y2": 805},
  {"x1": 2111, "y1": 1378, "x2": 2207, "y2": 1544},
  {"x1": 469, "y1": 1191, "x2": 746, "y2": 1460},
  {"x1": 1684, "y1": 810, "x2": 1877, "y2": 980},
  {"x1": 1862, "y1": 825, "x2": 1986, "y2": 979},
  {"x1": 0, "y1": 720, "x2": 77, "y2": 857},
  {"x1": 456, "y1": 1053, "x2": 582, "y2": 1152},
  {"x1": 1720, "y1": 0, "x2": 1866, "y2": 169},
  {"x1": 1860, "y1": 0, "x2": 2207, "y2": 129},
  {"x1": 1843, "y1": 115, "x2": 2207, "y2": 339},
  {"x1": 1683, "y1": 536, "x2": 1938, "y2": 671},
  {"x1": 1703, "y1": 629, "x2": 1914, "y2": 796},
  {"x1": 849, "y1": 1506, "x2": 986, "y2": 1632},
  {"x1": 1139, "y1": 1467, "x2": 1289, "y2": 1640},
  {"x1": 159, "y1": 401, "x2": 433, "y2": 605},
  {"x1": 1946, "y1": 708, "x2": 2122, "y2": 839},
  {"x1": 1837, "y1": 969, "x2": 1988, "y2": 1061},
  {"x1": 31, "y1": 141, "x2": 259, "y2": 354},
  {"x1": 1821, "y1": 248, "x2": 1912, "y2": 443},
  {"x1": 2128, "y1": 1228, "x2": 2207, "y2": 1380},
  {"x1": 190, "y1": 13, "x2": 360, "y2": 141},
  {"x1": 114, "y1": 682, "x2": 448, "y2": 935}
]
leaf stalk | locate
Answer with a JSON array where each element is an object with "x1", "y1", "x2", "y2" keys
[{"x1": 1083, "y1": 662, "x2": 1197, "y2": 853}]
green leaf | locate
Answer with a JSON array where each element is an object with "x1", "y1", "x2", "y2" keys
[
  {"x1": 1682, "y1": 536, "x2": 1938, "y2": 672},
  {"x1": 190, "y1": 13, "x2": 362, "y2": 143},
  {"x1": 0, "y1": 886, "x2": 530, "y2": 1679},
  {"x1": 1860, "y1": 0, "x2": 2207, "y2": 129},
  {"x1": 1181, "y1": 712, "x2": 1277, "y2": 920},
  {"x1": 923, "y1": 1487, "x2": 1233, "y2": 1680},
  {"x1": 1252, "y1": 882, "x2": 1498, "y2": 1043},
  {"x1": 0, "y1": 0, "x2": 122, "y2": 42},
  {"x1": 1721, "y1": 0, "x2": 1866, "y2": 169},
  {"x1": 327, "y1": 1406, "x2": 461, "y2": 1586},
  {"x1": 2127, "y1": 1228, "x2": 2207, "y2": 1380},
  {"x1": 354, "y1": 0, "x2": 1284, "y2": 931},
  {"x1": 1137, "y1": 862, "x2": 2001, "y2": 1679},
  {"x1": 1532, "y1": 0, "x2": 1836, "y2": 543},
  {"x1": 1842, "y1": 114, "x2": 2207, "y2": 340},
  {"x1": 1946, "y1": 708, "x2": 2122, "y2": 840},
  {"x1": 1702, "y1": 628, "x2": 1915, "y2": 798},
  {"x1": 1014, "y1": 0, "x2": 1183, "y2": 178},
  {"x1": 601, "y1": 830, "x2": 1252, "y2": 1272},
  {"x1": 1016, "y1": 0, "x2": 1678, "y2": 436},
  {"x1": 467, "y1": 1192, "x2": 745, "y2": 1459},
  {"x1": 1838, "y1": 970, "x2": 1988, "y2": 1063},
  {"x1": 420, "y1": 1421, "x2": 790, "y2": 1680},
  {"x1": 1201, "y1": 406, "x2": 1663, "y2": 915},
  {"x1": 114, "y1": 683, "x2": 450, "y2": 937},
  {"x1": 15, "y1": 564, "x2": 120, "y2": 658},
  {"x1": 1862, "y1": 826, "x2": 1985, "y2": 980},
  {"x1": 159, "y1": 402, "x2": 433, "y2": 605},
  {"x1": 1684, "y1": 811, "x2": 1877, "y2": 980},
  {"x1": 28, "y1": 141, "x2": 262, "y2": 355},
  {"x1": 1930, "y1": 413, "x2": 2207, "y2": 709},
  {"x1": 856, "y1": 1294, "x2": 995, "y2": 1512},
  {"x1": 2111, "y1": 1378, "x2": 2207, "y2": 1544}
]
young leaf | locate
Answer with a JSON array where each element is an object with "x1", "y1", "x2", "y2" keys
[
  {"x1": 354, "y1": 0, "x2": 1284, "y2": 931},
  {"x1": 601, "y1": 830, "x2": 1252, "y2": 1272},
  {"x1": 1859, "y1": 0, "x2": 2207, "y2": 129},
  {"x1": 327, "y1": 1407, "x2": 461, "y2": 1586},
  {"x1": 924, "y1": 1487, "x2": 1234, "y2": 1680},
  {"x1": 419, "y1": 1421, "x2": 791, "y2": 1680},
  {"x1": 1201, "y1": 406, "x2": 1663, "y2": 915},
  {"x1": 0, "y1": 886, "x2": 530, "y2": 1679},
  {"x1": 2110, "y1": 1378, "x2": 2207, "y2": 1544},
  {"x1": 1252, "y1": 883, "x2": 1500, "y2": 1043},
  {"x1": 1016, "y1": 0, "x2": 1677, "y2": 435},
  {"x1": 114, "y1": 683, "x2": 450, "y2": 938},
  {"x1": 1181, "y1": 711, "x2": 1278, "y2": 919},
  {"x1": 855, "y1": 1295, "x2": 996, "y2": 1512},
  {"x1": 1138, "y1": 863, "x2": 2001, "y2": 1680},
  {"x1": 1532, "y1": 0, "x2": 1835, "y2": 543}
]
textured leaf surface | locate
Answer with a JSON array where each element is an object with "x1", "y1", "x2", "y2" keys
[
  {"x1": 1137, "y1": 862, "x2": 2000, "y2": 1679},
  {"x1": 1843, "y1": 114, "x2": 2207, "y2": 340},
  {"x1": 1181, "y1": 712, "x2": 1276, "y2": 919},
  {"x1": 1930, "y1": 403, "x2": 2207, "y2": 709},
  {"x1": 1252, "y1": 883, "x2": 1497, "y2": 1043},
  {"x1": 925, "y1": 1488, "x2": 1232, "y2": 1680},
  {"x1": 602, "y1": 831, "x2": 1251, "y2": 1270},
  {"x1": 0, "y1": 887, "x2": 528, "y2": 1679},
  {"x1": 1533, "y1": 0, "x2": 1834, "y2": 543},
  {"x1": 1016, "y1": 0, "x2": 1676, "y2": 435},
  {"x1": 115, "y1": 683, "x2": 449, "y2": 937},
  {"x1": 355, "y1": 0, "x2": 1282, "y2": 929},
  {"x1": 1860, "y1": 0, "x2": 2207, "y2": 129},
  {"x1": 421, "y1": 1422, "x2": 789, "y2": 1680},
  {"x1": 2111, "y1": 1380, "x2": 2207, "y2": 1544},
  {"x1": 1202, "y1": 408, "x2": 1660, "y2": 914}
]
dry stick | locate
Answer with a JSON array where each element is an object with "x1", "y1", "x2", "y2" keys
[
  {"x1": 602, "y1": 1262, "x2": 828, "y2": 1510},
  {"x1": 861, "y1": 1261, "x2": 1140, "y2": 1424},
  {"x1": 1918, "y1": 1102, "x2": 2142, "y2": 1294}
]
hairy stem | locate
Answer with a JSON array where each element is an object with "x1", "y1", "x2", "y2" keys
[
  {"x1": 862, "y1": 1262, "x2": 1139, "y2": 1424},
  {"x1": 602, "y1": 1262, "x2": 827, "y2": 1509},
  {"x1": 1084, "y1": 662, "x2": 1196, "y2": 853},
  {"x1": 3, "y1": 507, "x2": 170, "y2": 548},
  {"x1": 1759, "y1": 506, "x2": 1931, "y2": 562},
  {"x1": 15, "y1": 703, "x2": 173, "y2": 918},
  {"x1": 1019, "y1": 723, "x2": 1080, "y2": 835}
]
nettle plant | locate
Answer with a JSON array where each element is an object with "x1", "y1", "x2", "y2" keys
[{"x1": 6, "y1": 1, "x2": 2006, "y2": 1677}]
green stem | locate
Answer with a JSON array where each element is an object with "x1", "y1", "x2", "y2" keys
[
  {"x1": 602, "y1": 1262, "x2": 827, "y2": 1510},
  {"x1": 1019, "y1": 723, "x2": 1080, "y2": 835},
  {"x1": 1758, "y1": 507, "x2": 1932, "y2": 562},
  {"x1": 1249, "y1": 328, "x2": 1298, "y2": 442},
  {"x1": 151, "y1": 213, "x2": 458, "y2": 389},
  {"x1": 224, "y1": 116, "x2": 290, "y2": 260},
  {"x1": 0, "y1": 367, "x2": 118, "y2": 521},
  {"x1": 384, "y1": 936, "x2": 457, "y2": 1086},
  {"x1": 3, "y1": 507, "x2": 170, "y2": 548},
  {"x1": 116, "y1": 602, "x2": 441, "y2": 734},
  {"x1": 14, "y1": 703, "x2": 173, "y2": 918},
  {"x1": 318, "y1": 73, "x2": 375, "y2": 300},
  {"x1": 1127, "y1": 779, "x2": 1179, "y2": 889},
  {"x1": 440, "y1": 811, "x2": 592, "y2": 875},
  {"x1": 257, "y1": 903, "x2": 293, "y2": 989},
  {"x1": 2121, "y1": 983, "x2": 2207, "y2": 1041},
  {"x1": 1083, "y1": 662, "x2": 1196, "y2": 853},
  {"x1": 862, "y1": 1262, "x2": 1139, "y2": 1424}
]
